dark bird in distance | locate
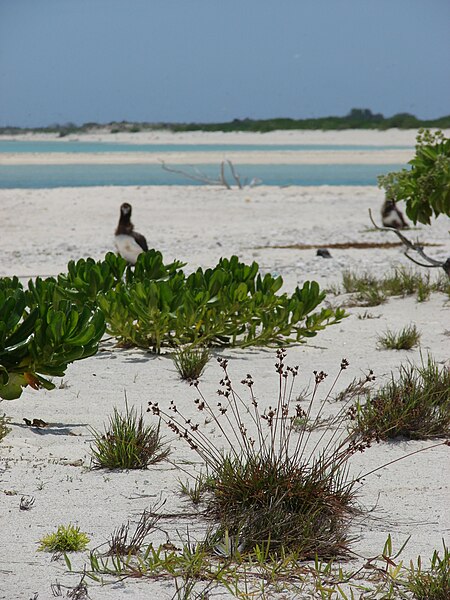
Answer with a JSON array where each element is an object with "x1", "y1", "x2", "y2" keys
[
  {"x1": 316, "y1": 248, "x2": 332, "y2": 258},
  {"x1": 115, "y1": 202, "x2": 148, "y2": 264},
  {"x1": 381, "y1": 198, "x2": 408, "y2": 229}
]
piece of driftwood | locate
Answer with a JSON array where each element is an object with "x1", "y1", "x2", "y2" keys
[
  {"x1": 369, "y1": 209, "x2": 450, "y2": 276},
  {"x1": 160, "y1": 159, "x2": 256, "y2": 189}
]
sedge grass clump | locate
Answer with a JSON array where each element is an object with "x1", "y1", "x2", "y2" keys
[
  {"x1": 172, "y1": 345, "x2": 211, "y2": 380},
  {"x1": 38, "y1": 524, "x2": 89, "y2": 552},
  {"x1": 91, "y1": 402, "x2": 170, "y2": 470},
  {"x1": 377, "y1": 324, "x2": 421, "y2": 350},
  {"x1": 348, "y1": 358, "x2": 450, "y2": 440},
  {"x1": 0, "y1": 413, "x2": 11, "y2": 441},
  {"x1": 150, "y1": 350, "x2": 376, "y2": 558},
  {"x1": 407, "y1": 542, "x2": 450, "y2": 600},
  {"x1": 338, "y1": 267, "x2": 448, "y2": 305}
]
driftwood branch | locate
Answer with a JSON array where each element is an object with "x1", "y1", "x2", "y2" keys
[
  {"x1": 160, "y1": 160, "x2": 222, "y2": 185},
  {"x1": 160, "y1": 159, "x2": 253, "y2": 190},
  {"x1": 219, "y1": 161, "x2": 231, "y2": 189},
  {"x1": 369, "y1": 209, "x2": 450, "y2": 277},
  {"x1": 226, "y1": 159, "x2": 243, "y2": 189}
]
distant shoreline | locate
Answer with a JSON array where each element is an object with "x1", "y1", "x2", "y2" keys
[
  {"x1": 1, "y1": 109, "x2": 449, "y2": 137},
  {"x1": 1, "y1": 129, "x2": 444, "y2": 166},
  {"x1": 1, "y1": 127, "x2": 449, "y2": 146}
]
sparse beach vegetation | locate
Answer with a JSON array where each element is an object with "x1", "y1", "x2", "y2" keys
[
  {"x1": 106, "y1": 508, "x2": 160, "y2": 556},
  {"x1": 0, "y1": 413, "x2": 11, "y2": 441},
  {"x1": 150, "y1": 351, "x2": 373, "y2": 558},
  {"x1": 80, "y1": 508, "x2": 450, "y2": 599},
  {"x1": 377, "y1": 324, "x2": 421, "y2": 350},
  {"x1": 90, "y1": 403, "x2": 170, "y2": 470},
  {"x1": 348, "y1": 357, "x2": 450, "y2": 440},
  {"x1": 172, "y1": 345, "x2": 211, "y2": 381},
  {"x1": 330, "y1": 266, "x2": 449, "y2": 306},
  {"x1": 0, "y1": 129, "x2": 448, "y2": 598},
  {"x1": 407, "y1": 541, "x2": 450, "y2": 600}
]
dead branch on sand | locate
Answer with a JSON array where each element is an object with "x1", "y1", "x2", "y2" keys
[{"x1": 369, "y1": 209, "x2": 450, "y2": 277}]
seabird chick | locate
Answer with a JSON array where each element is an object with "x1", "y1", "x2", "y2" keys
[
  {"x1": 381, "y1": 198, "x2": 408, "y2": 229},
  {"x1": 114, "y1": 202, "x2": 148, "y2": 264}
]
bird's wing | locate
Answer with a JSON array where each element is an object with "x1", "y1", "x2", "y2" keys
[{"x1": 132, "y1": 231, "x2": 148, "y2": 252}]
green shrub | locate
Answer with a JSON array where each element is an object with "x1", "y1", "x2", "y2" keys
[
  {"x1": 348, "y1": 358, "x2": 450, "y2": 439},
  {"x1": 378, "y1": 129, "x2": 450, "y2": 225},
  {"x1": 98, "y1": 255, "x2": 345, "y2": 352},
  {"x1": 0, "y1": 279, "x2": 105, "y2": 400},
  {"x1": 38, "y1": 524, "x2": 90, "y2": 552},
  {"x1": 91, "y1": 404, "x2": 170, "y2": 469}
]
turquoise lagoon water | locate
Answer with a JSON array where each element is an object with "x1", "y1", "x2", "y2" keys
[
  {"x1": 0, "y1": 163, "x2": 405, "y2": 189},
  {"x1": 0, "y1": 140, "x2": 411, "y2": 153},
  {"x1": 0, "y1": 141, "x2": 408, "y2": 188}
]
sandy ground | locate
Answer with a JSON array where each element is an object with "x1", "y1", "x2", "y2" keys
[{"x1": 0, "y1": 130, "x2": 449, "y2": 599}]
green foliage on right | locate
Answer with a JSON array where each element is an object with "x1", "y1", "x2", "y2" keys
[{"x1": 378, "y1": 130, "x2": 450, "y2": 224}]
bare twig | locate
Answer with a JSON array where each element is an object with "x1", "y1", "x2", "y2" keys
[
  {"x1": 160, "y1": 159, "x2": 250, "y2": 190},
  {"x1": 107, "y1": 507, "x2": 162, "y2": 556},
  {"x1": 369, "y1": 209, "x2": 450, "y2": 277},
  {"x1": 160, "y1": 160, "x2": 222, "y2": 185},
  {"x1": 226, "y1": 160, "x2": 243, "y2": 189}
]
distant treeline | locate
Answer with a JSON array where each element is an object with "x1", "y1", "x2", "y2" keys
[{"x1": 1, "y1": 109, "x2": 450, "y2": 136}]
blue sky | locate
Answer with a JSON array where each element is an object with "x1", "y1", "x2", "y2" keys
[{"x1": 1, "y1": 0, "x2": 449, "y2": 127}]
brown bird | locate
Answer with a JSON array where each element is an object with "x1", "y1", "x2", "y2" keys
[
  {"x1": 381, "y1": 198, "x2": 408, "y2": 229},
  {"x1": 114, "y1": 202, "x2": 148, "y2": 264}
]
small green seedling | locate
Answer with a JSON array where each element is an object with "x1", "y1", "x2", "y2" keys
[{"x1": 38, "y1": 524, "x2": 90, "y2": 552}]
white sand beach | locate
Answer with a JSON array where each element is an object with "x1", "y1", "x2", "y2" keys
[{"x1": 0, "y1": 130, "x2": 449, "y2": 599}]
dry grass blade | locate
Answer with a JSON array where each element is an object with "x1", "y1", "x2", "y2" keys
[{"x1": 107, "y1": 508, "x2": 161, "y2": 556}]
